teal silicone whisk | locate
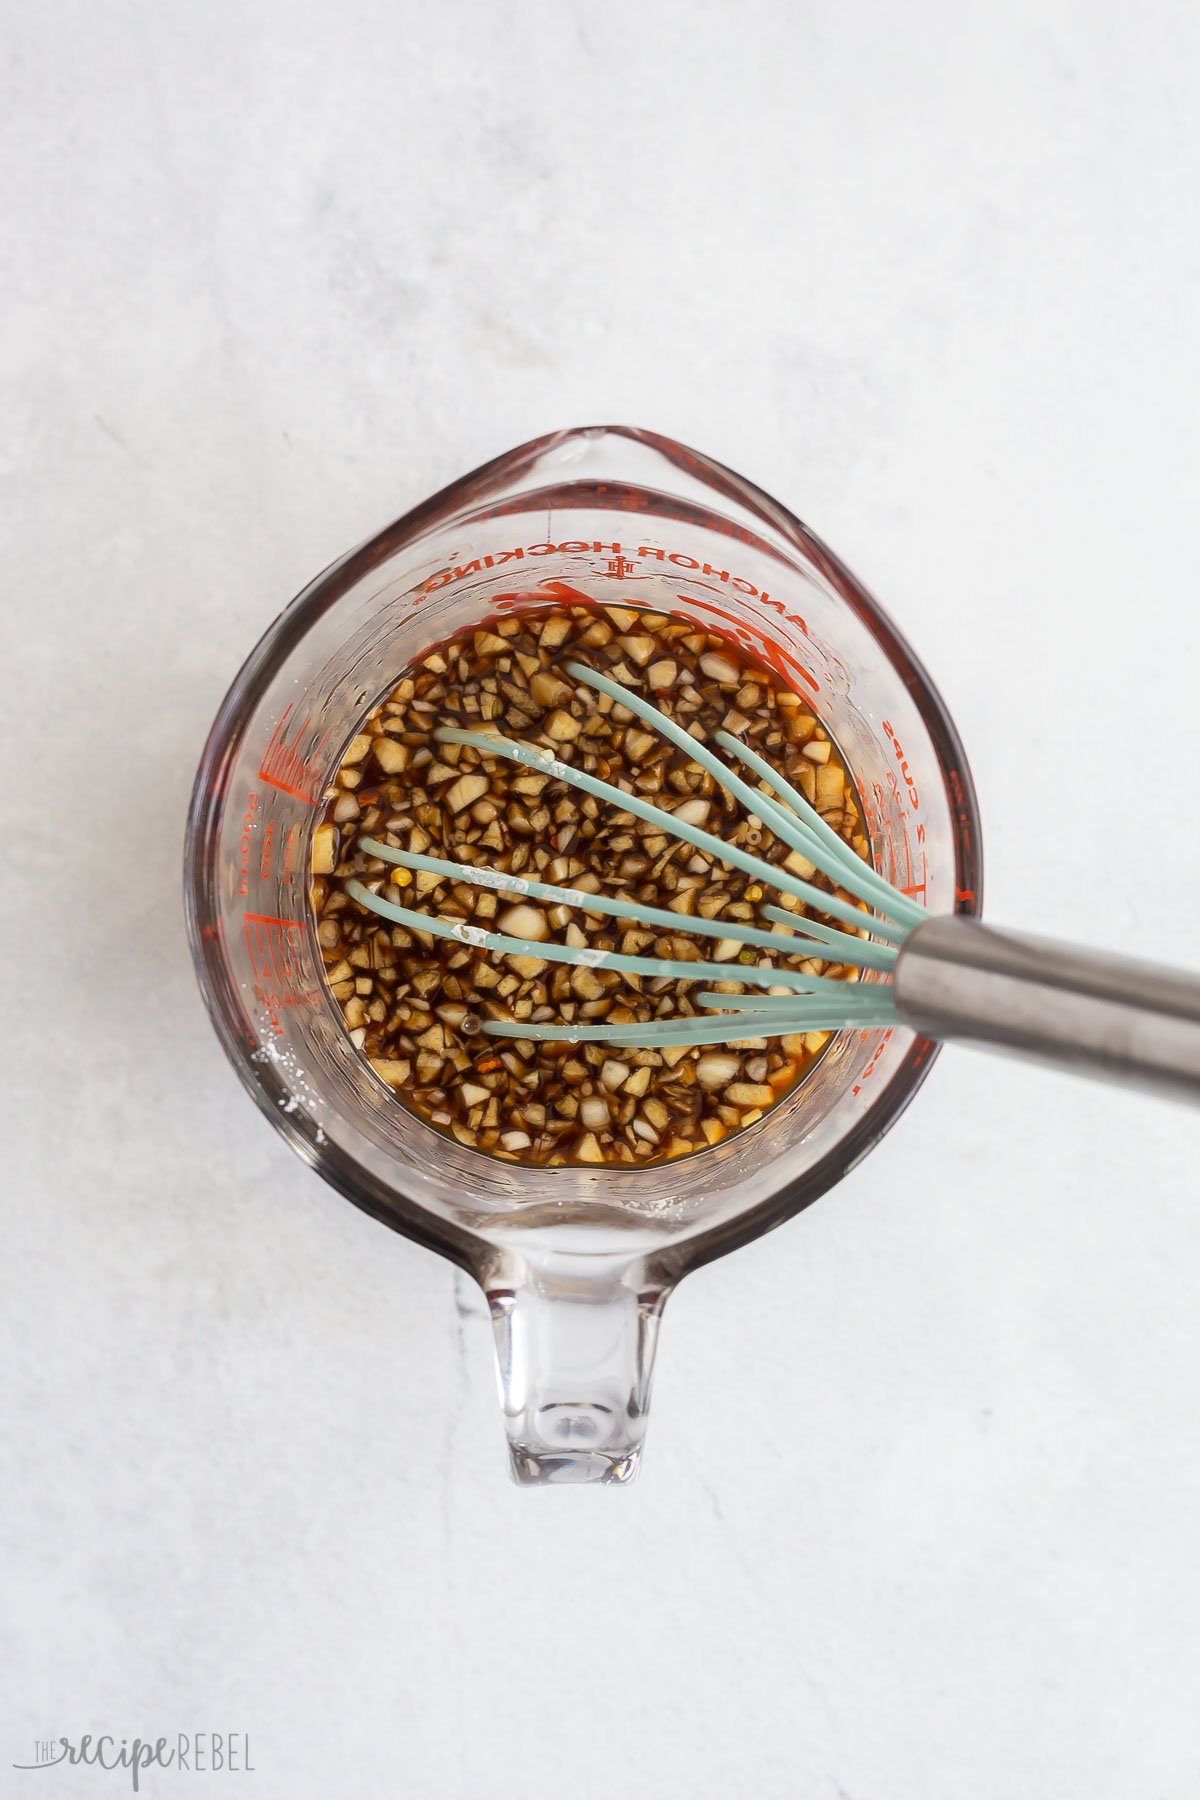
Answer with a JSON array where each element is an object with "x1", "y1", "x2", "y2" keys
[{"x1": 345, "y1": 662, "x2": 1200, "y2": 1105}]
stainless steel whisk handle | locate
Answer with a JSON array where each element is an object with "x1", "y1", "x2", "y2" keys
[{"x1": 893, "y1": 915, "x2": 1200, "y2": 1105}]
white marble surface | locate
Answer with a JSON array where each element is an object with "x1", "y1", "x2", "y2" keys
[{"x1": 4, "y1": 2, "x2": 1200, "y2": 1795}]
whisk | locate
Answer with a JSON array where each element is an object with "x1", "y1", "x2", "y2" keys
[{"x1": 346, "y1": 661, "x2": 1200, "y2": 1105}]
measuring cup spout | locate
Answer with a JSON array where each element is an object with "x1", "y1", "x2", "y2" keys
[{"x1": 481, "y1": 1249, "x2": 670, "y2": 1486}]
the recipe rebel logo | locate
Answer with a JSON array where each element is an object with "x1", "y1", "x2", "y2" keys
[{"x1": 13, "y1": 1733, "x2": 254, "y2": 1791}]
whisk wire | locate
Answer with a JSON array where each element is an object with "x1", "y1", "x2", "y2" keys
[
  {"x1": 344, "y1": 660, "x2": 920, "y2": 1050},
  {"x1": 713, "y1": 728, "x2": 928, "y2": 927},
  {"x1": 481, "y1": 1001, "x2": 894, "y2": 1050},
  {"x1": 757, "y1": 906, "x2": 897, "y2": 970},
  {"x1": 344, "y1": 877, "x2": 884, "y2": 996},
  {"x1": 435, "y1": 724, "x2": 906, "y2": 945},
  {"x1": 566, "y1": 661, "x2": 917, "y2": 929},
  {"x1": 356, "y1": 838, "x2": 897, "y2": 973}
]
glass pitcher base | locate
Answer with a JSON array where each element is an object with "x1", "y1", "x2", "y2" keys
[{"x1": 507, "y1": 1443, "x2": 643, "y2": 1487}]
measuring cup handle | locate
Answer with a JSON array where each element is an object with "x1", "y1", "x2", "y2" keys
[
  {"x1": 894, "y1": 915, "x2": 1200, "y2": 1104},
  {"x1": 480, "y1": 1251, "x2": 669, "y2": 1486}
]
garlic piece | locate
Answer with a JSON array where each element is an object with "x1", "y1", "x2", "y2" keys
[
  {"x1": 618, "y1": 634, "x2": 655, "y2": 666},
  {"x1": 311, "y1": 825, "x2": 336, "y2": 874},
  {"x1": 374, "y1": 736, "x2": 410, "y2": 774},
  {"x1": 507, "y1": 955, "x2": 548, "y2": 978},
  {"x1": 815, "y1": 765, "x2": 844, "y2": 810},
  {"x1": 544, "y1": 710, "x2": 581, "y2": 741},
  {"x1": 530, "y1": 670, "x2": 570, "y2": 707},
  {"x1": 726, "y1": 1082, "x2": 775, "y2": 1107},
  {"x1": 499, "y1": 904, "x2": 548, "y2": 942},
  {"x1": 696, "y1": 1053, "x2": 741, "y2": 1089},
  {"x1": 539, "y1": 615, "x2": 572, "y2": 647},
  {"x1": 699, "y1": 652, "x2": 740, "y2": 684},
  {"x1": 369, "y1": 1058, "x2": 412, "y2": 1087},
  {"x1": 446, "y1": 772, "x2": 489, "y2": 813}
]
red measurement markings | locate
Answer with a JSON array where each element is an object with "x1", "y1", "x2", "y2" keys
[
  {"x1": 879, "y1": 722, "x2": 928, "y2": 901},
  {"x1": 237, "y1": 791, "x2": 259, "y2": 896},
  {"x1": 243, "y1": 914, "x2": 314, "y2": 1033},
  {"x1": 852, "y1": 1026, "x2": 895, "y2": 1096},
  {"x1": 881, "y1": 720, "x2": 920, "y2": 810},
  {"x1": 281, "y1": 823, "x2": 300, "y2": 882},
  {"x1": 907, "y1": 819, "x2": 929, "y2": 905},
  {"x1": 257, "y1": 705, "x2": 329, "y2": 803}
]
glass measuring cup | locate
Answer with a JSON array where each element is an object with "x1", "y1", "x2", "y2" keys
[{"x1": 184, "y1": 426, "x2": 981, "y2": 1485}]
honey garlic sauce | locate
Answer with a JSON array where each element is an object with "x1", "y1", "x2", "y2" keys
[{"x1": 310, "y1": 603, "x2": 869, "y2": 1167}]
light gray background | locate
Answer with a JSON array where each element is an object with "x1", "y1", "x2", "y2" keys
[{"x1": 3, "y1": 2, "x2": 1199, "y2": 1796}]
